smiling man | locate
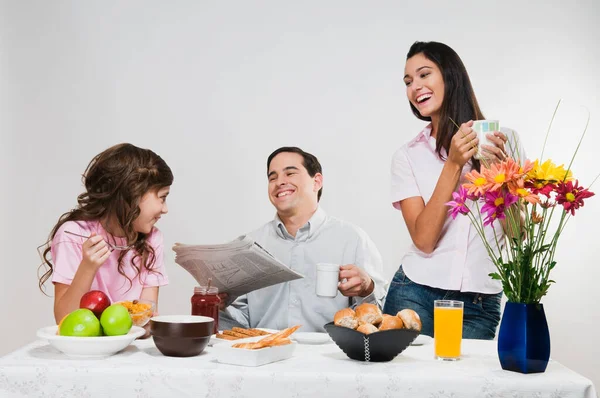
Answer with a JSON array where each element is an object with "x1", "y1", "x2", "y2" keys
[{"x1": 220, "y1": 147, "x2": 387, "y2": 332}]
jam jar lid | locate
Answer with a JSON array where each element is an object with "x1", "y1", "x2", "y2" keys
[{"x1": 194, "y1": 286, "x2": 219, "y2": 295}]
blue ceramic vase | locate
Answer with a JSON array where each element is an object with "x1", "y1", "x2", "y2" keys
[{"x1": 497, "y1": 302, "x2": 550, "y2": 373}]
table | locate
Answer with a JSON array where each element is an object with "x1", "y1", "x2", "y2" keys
[{"x1": 0, "y1": 338, "x2": 597, "y2": 397}]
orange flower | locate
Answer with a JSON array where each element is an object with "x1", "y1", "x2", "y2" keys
[
  {"x1": 463, "y1": 169, "x2": 489, "y2": 197},
  {"x1": 504, "y1": 158, "x2": 523, "y2": 179},
  {"x1": 483, "y1": 162, "x2": 515, "y2": 191},
  {"x1": 531, "y1": 210, "x2": 543, "y2": 224},
  {"x1": 509, "y1": 179, "x2": 541, "y2": 204},
  {"x1": 518, "y1": 159, "x2": 535, "y2": 179}
]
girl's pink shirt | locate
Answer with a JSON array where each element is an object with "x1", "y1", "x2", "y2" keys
[{"x1": 51, "y1": 220, "x2": 169, "y2": 303}]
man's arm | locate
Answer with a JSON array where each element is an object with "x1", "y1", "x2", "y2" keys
[{"x1": 338, "y1": 228, "x2": 388, "y2": 309}]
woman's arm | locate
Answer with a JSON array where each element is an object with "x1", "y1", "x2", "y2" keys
[
  {"x1": 399, "y1": 122, "x2": 478, "y2": 254},
  {"x1": 399, "y1": 161, "x2": 463, "y2": 253}
]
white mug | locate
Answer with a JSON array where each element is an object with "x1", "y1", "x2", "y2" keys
[
  {"x1": 471, "y1": 120, "x2": 500, "y2": 160},
  {"x1": 316, "y1": 263, "x2": 340, "y2": 298}
]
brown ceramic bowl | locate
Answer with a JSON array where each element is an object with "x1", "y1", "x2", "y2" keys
[{"x1": 150, "y1": 315, "x2": 214, "y2": 357}]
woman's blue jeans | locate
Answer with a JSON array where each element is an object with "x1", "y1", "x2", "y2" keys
[{"x1": 383, "y1": 265, "x2": 502, "y2": 340}]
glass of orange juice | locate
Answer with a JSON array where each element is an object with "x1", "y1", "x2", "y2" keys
[{"x1": 434, "y1": 300, "x2": 464, "y2": 361}]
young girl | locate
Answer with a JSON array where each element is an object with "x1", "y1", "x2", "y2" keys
[
  {"x1": 39, "y1": 143, "x2": 173, "y2": 323},
  {"x1": 383, "y1": 41, "x2": 526, "y2": 339}
]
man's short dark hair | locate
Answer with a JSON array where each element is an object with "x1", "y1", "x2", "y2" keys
[{"x1": 267, "y1": 146, "x2": 323, "y2": 201}]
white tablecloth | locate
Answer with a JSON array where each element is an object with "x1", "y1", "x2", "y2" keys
[{"x1": 0, "y1": 338, "x2": 596, "y2": 398}]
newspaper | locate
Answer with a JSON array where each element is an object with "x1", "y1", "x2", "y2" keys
[{"x1": 173, "y1": 235, "x2": 304, "y2": 300}]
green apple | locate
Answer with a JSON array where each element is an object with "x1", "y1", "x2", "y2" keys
[
  {"x1": 100, "y1": 304, "x2": 132, "y2": 336},
  {"x1": 59, "y1": 309, "x2": 101, "y2": 337}
]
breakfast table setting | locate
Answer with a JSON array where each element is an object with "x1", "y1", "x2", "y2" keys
[{"x1": 0, "y1": 325, "x2": 596, "y2": 398}]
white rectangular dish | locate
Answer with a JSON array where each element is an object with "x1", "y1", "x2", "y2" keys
[
  {"x1": 211, "y1": 335, "x2": 297, "y2": 367},
  {"x1": 208, "y1": 328, "x2": 278, "y2": 346}
]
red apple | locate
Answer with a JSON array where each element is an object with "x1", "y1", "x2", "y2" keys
[{"x1": 79, "y1": 290, "x2": 111, "y2": 317}]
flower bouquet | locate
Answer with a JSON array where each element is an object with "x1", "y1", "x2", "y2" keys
[{"x1": 446, "y1": 104, "x2": 596, "y2": 373}]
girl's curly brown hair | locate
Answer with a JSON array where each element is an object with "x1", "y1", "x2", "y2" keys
[{"x1": 38, "y1": 143, "x2": 174, "y2": 292}]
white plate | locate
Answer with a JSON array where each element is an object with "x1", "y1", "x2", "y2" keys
[
  {"x1": 291, "y1": 332, "x2": 332, "y2": 345},
  {"x1": 410, "y1": 334, "x2": 433, "y2": 346},
  {"x1": 37, "y1": 325, "x2": 145, "y2": 358},
  {"x1": 211, "y1": 335, "x2": 296, "y2": 367}
]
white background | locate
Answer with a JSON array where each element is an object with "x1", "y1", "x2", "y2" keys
[{"x1": 1, "y1": 0, "x2": 598, "y2": 388}]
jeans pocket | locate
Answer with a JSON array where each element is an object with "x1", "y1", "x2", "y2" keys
[
  {"x1": 479, "y1": 293, "x2": 502, "y2": 320},
  {"x1": 389, "y1": 265, "x2": 414, "y2": 287}
]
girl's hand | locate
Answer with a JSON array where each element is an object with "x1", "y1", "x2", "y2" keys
[
  {"x1": 81, "y1": 232, "x2": 111, "y2": 271},
  {"x1": 448, "y1": 120, "x2": 478, "y2": 168},
  {"x1": 480, "y1": 131, "x2": 509, "y2": 164}
]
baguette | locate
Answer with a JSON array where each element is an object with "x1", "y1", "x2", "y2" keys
[{"x1": 232, "y1": 326, "x2": 300, "y2": 350}]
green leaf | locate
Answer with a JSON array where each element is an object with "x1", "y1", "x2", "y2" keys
[{"x1": 489, "y1": 273, "x2": 502, "y2": 280}]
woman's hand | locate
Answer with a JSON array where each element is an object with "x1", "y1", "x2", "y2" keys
[
  {"x1": 480, "y1": 131, "x2": 509, "y2": 164},
  {"x1": 448, "y1": 120, "x2": 478, "y2": 168},
  {"x1": 80, "y1": 232, "x2": 111, "y2": 271}
]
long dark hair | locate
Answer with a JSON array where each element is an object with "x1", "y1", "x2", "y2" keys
[
  {"x1": 267, "y1": 146, "x2": 323, "y2": 201},
  {"x1": 407, "y1": 41, "x2": 484, "y2": 170},
  {"x1": 38, "y1": 143, "x2": 174, "y2": 292}
]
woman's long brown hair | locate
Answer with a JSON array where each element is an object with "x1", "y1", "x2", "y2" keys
[
  {"x1": 407, "y1": 41, "x2": 484, "y2": 171},
  {"x1": 38, "y1": 143, "x2": 174, "y2": 293}
]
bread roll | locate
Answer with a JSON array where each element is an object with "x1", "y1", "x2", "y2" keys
[
  {"x1": 334, "y1": 308, "x2": 358, "y2": 329},
  {"x1": 397, "y1": 309, "x2": 422, "y2": 331},
  {"x1": 357, "y1": 323, "x2": 378, "y2": 335},
  {"x1": 355, "y1": 303, "x2": 383, "y2": 326},
  {"x1": 378, "y1": 314, "x2": 405, "y2": 331}
]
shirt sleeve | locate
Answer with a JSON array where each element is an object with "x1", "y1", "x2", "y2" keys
[
  {"x1": 502, "y1": 127, "x2": 527, "y2": 164},
  {"x1": 51, "y1": 223, "x2": 86, "y2": 285},
  {"x1": 390, "y1": 147, "x2": 421, "y2": 209},
  {"x1": 350, "y1": 228, "x2": 388, "y2": 309},
  {"x1": 142, "y1": 228, "x2": 169, "y2": 287},
  {"x1": 220, "y1": 295, "x2": 250, "y2": 329}
]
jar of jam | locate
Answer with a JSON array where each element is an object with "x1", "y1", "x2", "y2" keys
[{"x1": 191, "y1": 286, "x2": 220, "y2": 334}]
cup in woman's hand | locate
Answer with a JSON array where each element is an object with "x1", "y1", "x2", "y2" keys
[
  {"x1": 316, "y1": 263, "x2": 340, "y2": 297},
  {"x1": 472, "y1": 120, "x2": 500, "y2": 159}
]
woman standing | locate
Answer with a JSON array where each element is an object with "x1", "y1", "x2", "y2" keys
[{"x1": 383, "y1": 41, "x2": 525, "y2": 339}]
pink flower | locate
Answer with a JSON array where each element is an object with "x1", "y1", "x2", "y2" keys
[
  {"x1": 525, "y1": 180, "x2": 555, "y2": 197},
  {"x1": 446, "y1": 185, "x2": 470, "y2": 219},
  {"x1": 555, "y1": 180, "x2": 595, "y2": 216},
  {"x1": 483, "y1": 210, "x2": 504, "y2": 226},
  {"x1": 480, "y1": 190, "x2": 519, "y2": 226}
]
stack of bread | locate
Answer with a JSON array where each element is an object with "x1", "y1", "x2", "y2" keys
[{"x1": 333, "y1": 303, "x2": 422, "y2": 335}]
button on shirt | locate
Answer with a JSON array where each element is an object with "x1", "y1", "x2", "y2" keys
[
  {"x1": 220, "y1": 207, "x2": 387, "y2": 332},
  {"x1": 390, "y1": 124, "x2": 526, "y2": 294}
]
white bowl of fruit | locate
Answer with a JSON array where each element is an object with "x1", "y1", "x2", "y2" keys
[{"x1": 37, "y1": 290, "x2": 145, "y2": 358}]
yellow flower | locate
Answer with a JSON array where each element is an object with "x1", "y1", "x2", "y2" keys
[{"x1": 526, "y1": 159, "x2": 573, "y2": 183}]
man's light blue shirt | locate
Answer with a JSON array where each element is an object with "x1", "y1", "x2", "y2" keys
[{"x1": 221, "y1": 207, "x2": 388, "y2": 332}]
